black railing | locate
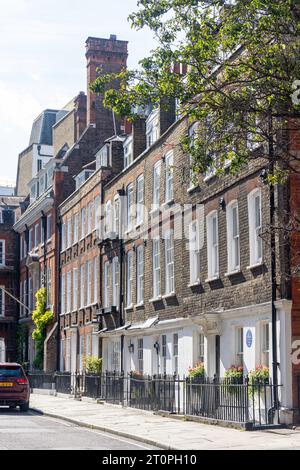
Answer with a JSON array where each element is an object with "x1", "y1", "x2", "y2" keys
[
  {"x1": 54, "y1": 372, "x2": 72, "y2": 395},
  {"x1": 84, "y1": 374, "x2": 102, "y2": 399},
  {"x1": 28, "y1": 372, "x2": 55, "y2": 390},
  {"x1": 30, "y1": 371, "x2": 282, "y2": 428},
  {"x1": 128, "y1": 374, "x2": 178, "y2": 413}
]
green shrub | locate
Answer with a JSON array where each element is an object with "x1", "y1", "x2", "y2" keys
[
  {"x1": 188, "y1": 362, "x2": 205, "y2": 379},
  {"x1": 83, "y1": 356, "x2": 103, "y2": 374},
  {"x1": 32, "y1": 288, "x2": 53, "y2": 370}
]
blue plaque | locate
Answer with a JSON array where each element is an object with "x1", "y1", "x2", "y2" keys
[{"x1": 246, "y1": 329, "x2": 253, "y2": 348}]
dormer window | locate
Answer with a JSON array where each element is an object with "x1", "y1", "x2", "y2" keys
[
  {"x1": 30, "y1": 183, "x2": 37, "y2": 202},
  {"x1": 96, "y1": 144, "x2": 110, "y2": 169},
  {"x1": 75, "y1": 170, "x2": 94, "y2": 190},
  {"x1": 39, "y1": 174, "x2": 46, "y2": 194},
  {"x1": 124, "y1": 136, "x2": 133, "y2": 169},
  {"x1": 146, "y1": 109, "x2": 159, "y2": 148}
]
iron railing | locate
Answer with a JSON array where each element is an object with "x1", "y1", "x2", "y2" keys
[
  {"x1": 28, "y1": 372, "x2": 55, "y2": 390},
  {"x1": 29, "y1": 371, "x2": 282, "y2": 428}
]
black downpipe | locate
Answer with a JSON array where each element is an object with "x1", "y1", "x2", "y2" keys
[
  {"x1": 41, "y1": 212, "x2": 47, "y2": 285},
  {"x1": 119, "y1": 187, "x2": 125, "y2": 372},
  {"x1": 269, "y1": 111, "x2": 279, "y2": 407},
  {"x1": 56, "y1": 217, "x2": 62, "y2": 372}
]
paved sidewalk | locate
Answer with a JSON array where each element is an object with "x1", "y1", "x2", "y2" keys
[{"x1": 30, "y1": 393, "x2": 300, "y2": 450}]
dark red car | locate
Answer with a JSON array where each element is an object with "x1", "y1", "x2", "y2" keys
[{"x1": 0, "y1": 363, "x2": 30, "y2": 411}]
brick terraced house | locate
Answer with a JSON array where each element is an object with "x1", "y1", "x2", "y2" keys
[
  {"x1": 58, "y1": 93, "x2": 300, "y2": 423},
  {"x1": 0, "y1": 192, "x2": 24, "y2": 362}
]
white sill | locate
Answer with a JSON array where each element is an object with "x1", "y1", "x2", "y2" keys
[
  {"x1": 162, "y1": 292, "x2": 176, "y2": 299},
  {"x1": 162, "y1": 199, "x2": 174, "y2": 208},
  {"x1": 247, "y1": 262, "x2": 264, "y2": 270},
  {"x1": 225, "y1": 269, "x2": 241, "y2": 277},
  {"x1": 135, "y1": 302, "x2": 144, "y2": 308},
  {"x1": 125, "y1": 305, "x2": 134, "y2": 311},
  {"x1": 149, "y1": 296, "x2": 162, "y2": 303},
  {"x1": 149, "y1": 208, "x2": 160, "y2": 218},
  {"x1": 188, "y1": 281, "x2": 201, "y2": 287},
  {"x1": 187, "y1": 185, "x2": 198, "y2": 194},
  {"x1": 205, "y1": 276, "x2": 220, "y2": 283},
  {"x1": 203, "y1": 173, "x2": 216, "y2": 182}
]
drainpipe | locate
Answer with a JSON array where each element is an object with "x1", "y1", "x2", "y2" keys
[
  {"x1": 268, "y1": 111, "x2": 279, "y2": 407},
  {"x1": 41, "y1": 212, "x2": 47, "y2": 284},
  {"x1": 118, "y1": 186, "x2": 125, "y2": 372},
  {"x1": 56, "y1": 216, "x2": 62, "y2": 372},
  {"x1": 24, "y1": 226, "x2": 29, "y2": 363}
]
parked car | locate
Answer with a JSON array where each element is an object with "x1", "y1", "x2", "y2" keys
[{"x1": 0, "y1": 363, "x2": 30, "y2": 411}]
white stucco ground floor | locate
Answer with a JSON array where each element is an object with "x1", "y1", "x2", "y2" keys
[{"x1": 100, "y1": 300, "x2": 293, "y2": 421}]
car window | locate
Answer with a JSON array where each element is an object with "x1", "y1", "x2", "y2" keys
[{"x1": 0, "y1": 367, "x2": 23, "y2": 378}]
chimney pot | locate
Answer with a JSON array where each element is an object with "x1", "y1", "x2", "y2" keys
[{"x1": 110, "y1": 34, "x2": 117, "y2": 40}]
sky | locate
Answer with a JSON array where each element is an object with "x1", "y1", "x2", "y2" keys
[{"x1": 0, "y1": 0, "x2": 156, "y2": 185}]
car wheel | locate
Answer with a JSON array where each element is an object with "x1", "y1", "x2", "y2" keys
[{"x1": 20, "y1": 402, "x2": 30, "y2": 412}]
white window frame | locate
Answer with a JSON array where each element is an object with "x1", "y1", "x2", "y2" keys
[
  {"x1": 66, "y1": 271, "x2": 72, "y2": 313},
  {"x1": 126, "y1": 251, "x2": 133, "y2": 308},
  {"x1": 0, "y1": 240, "x2": 5, "y2": 266},
  {"x1": 61, "y1": 274, "x2": 65, "y2": 315},
  {"x1": 74, "y1": 213, "x2": 79, "y2": 244},
  {"x1": 126, "y1": 184, "x2": 134, "y2": 232},
  {"x1": 112, "y1": 257, "x2": 119, "y2": 308},
  {"x1": 105, "y1": 200, "x2": 112, "y2": 235},
  {"x1": 165, "y1": 151, "x2": 174, "y2": 202},
  {"x1": 104, "y1": 261, "x2": 110, "y2": 309},
  {"x1": 67, "y1": 218, "x2": 72, "y2": 248},
  {"x1": 87, "y1": 202, "x2": 93, "y2": 235},
  {"x1": 86, "y1": 260, "x2": 92, "y2": 306},
  {"x1": 47, "y1": 214, "x2": 52, "y2": 241},
  {"x1": 189, "y1": 221, "x2": 200, "y2": 285},
  {"x1": 152, "y1": 161, "x2": 161, "y2": 208},
  {"x1": 161, "y1": 334, "x2": 167, "y2": 375},
  {"x1": 188, "y1": 122, "x2": 199, "y2": 189},
  {"x1": 93, "y1": 257, "x2": 98, "y2": 305},
  {"x1": 29, "y1": 228, "x2": 33, "y2": 252},
  {"x1": 113, "y1": 196, "x2": 120, "y2": 236},
  {"x1": 124, "y1": 136, "x2": 133, "y2": 169},
  {"x1": 173, "y1": 333, "x2": 179, "y2": 374},
  {"x1": 152, "y1": 239, "x2": 161, "y2": 299},
  {"x1": 73, "y1": 269, "x2": 78, "y2": 312},
  {"x1": 146, "y1": 109, "x2": 159, "y2": 148},
  {"x1": 248, "y1": 189, "x2": 263, "y2": 266},
  {"x1": 198, "y1": 333, "x2": 205, "y2": 364},
  {"x1": 164, "y1": 230, "x2": 175, "y2": 295},
  {"x1": 81, "y1": 207, "x2": 86, "y2": 240},
  {"x1": 206, "y1": 211, "x2": 219, "y2": 280},
  {"x1": 236, "y1": 327, "x2": 244, "y2": 367},
  {"x1": 261, "y1": 322, "x2": 270, "y2": 368},
  {"x1": 136, "y1": 175, "x2": 144, "y2": 226},
  {"x1": 0, "y1": 286, "x2": 5, "y2": 317},
  {"x1": 94, "y1": 196, "x2": 101, "y2": 232},
  {"x1": 136, "y1": 245, "x2": 144, "y2": 305},
  {"x1": 80, "y1": 264, "x2": 85, "y2": 308},
  {"x1": 0, "y1": 338, "x2": 5, "y2": 362},
  {"x1": 227, "y1": 201, "x2": 240, "y2": 273},
  {"x1": 34, "y1": 223, "x2": 40, "y2": 249},
  {"x1": 138, "y1": 338, "x2": 144, "y2": 375}
]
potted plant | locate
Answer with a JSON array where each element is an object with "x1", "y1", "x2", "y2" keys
[
  {"x1": 224, "y1": 365, "x2": 244, "y2": 384},
  {"x1": 188, "y1": 362, "x2": 205, "y2": 382},
  {"x1": 248, "y1": 365, "x2": 270, "y2": 396}
]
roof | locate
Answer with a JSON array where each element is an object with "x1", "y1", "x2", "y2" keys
[
  {"x1": 0, "y1": 195, "x2": 24, "y2": 207},
  {"x1": 29, "y1": 109, "x2": 59, "y2": 146}
]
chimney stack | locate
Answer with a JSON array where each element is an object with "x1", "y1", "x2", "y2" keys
[{"x1": 86, "y1": 36, "x2": 128, "y2": 143}]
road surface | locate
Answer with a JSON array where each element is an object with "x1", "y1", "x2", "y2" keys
[{"x1": 0, "y1": 407, "x2": 157, "y2": 450}]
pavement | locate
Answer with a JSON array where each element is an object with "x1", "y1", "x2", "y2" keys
[{"x1": 30, "y1": 393, "x2": 300, "y2": 450}]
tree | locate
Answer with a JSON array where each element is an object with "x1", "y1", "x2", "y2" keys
[
  {"x1": 91, "y1": 0, "x2": 300, "y2": 281},
  {"x1": 91, "y1": 0, "x2": 300, "y2": 181}
]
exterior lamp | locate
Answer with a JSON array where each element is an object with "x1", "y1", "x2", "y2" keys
[{"x1": 154, "y1": 341, "x2": 160, "y2": 354}]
